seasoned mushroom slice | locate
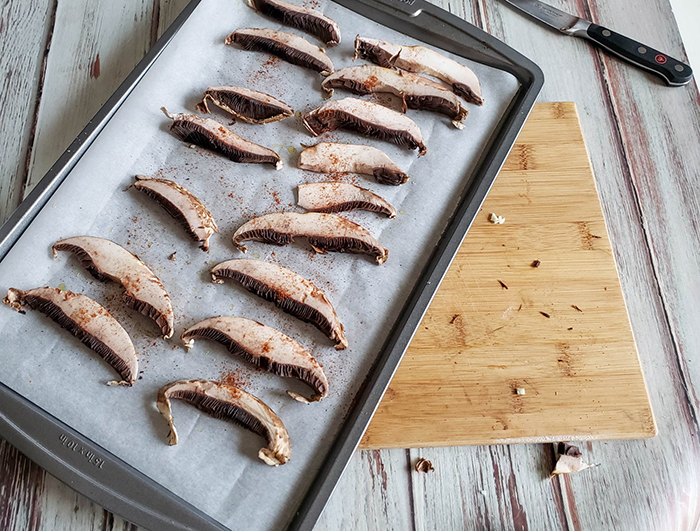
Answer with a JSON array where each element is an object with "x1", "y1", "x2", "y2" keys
[
  {"x1": 131, "y1": 175, "x2": 218, "y2": 252},
  {"x1": 157, "y1": 379, "x2": 290, "y2": 466},
  {"x1": 354, "y1": 36, "x2": 483, "y2": 105},
  {"x1": 232, "y1": 212, "x2": 389, "y2": 264},
  {"x1": 52, "y1": 236, "x2": 175, "y2": 338},
  {"x1": 211, "y1": 259, "x2": 348, "y2": 349},
  {"x1": 298, "y1": 182, "x2": 396, "y2": 218},
  {"x1": 225, "y1": 28, "x2": 334, "y2": 75},
  {"x1": 161, "y1": 108, "x2": 282, "y2": 169},
  {"x1": 195, "y1": 86, "x2": 294, "y2": 125},
  {"x1": 247, "y1": 0, "x2": 341, "y2": 46},
  {"x1": 182, "y1": 316, "x2": 329, "y2": 403},
  {"x1": 4, "y1": 287, "x2": 137, "y2": 386},
  {"x1": 298, "y1": 142, "x2": 408, "y2": 185},
  {"x1": 322, "y1": 66, "x2": 468, "y2": 128},
  {"x1": 302, "y1": 98, "x2": 426, "y2": 156}
]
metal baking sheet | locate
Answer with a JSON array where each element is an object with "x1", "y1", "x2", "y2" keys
[{"x1": 0, "y1": 0, "x2": 543, "y2": 530}]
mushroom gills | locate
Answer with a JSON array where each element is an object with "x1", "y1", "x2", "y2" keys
[
  {"x1": 298, "y1": 142, "x2": 408, "y2": 185},
  {"x1": 161, "y1": 108, "x2": 282, "y2": 169},
  {"x1": 52, "y1": 236, "x2": 175, "y2": 338},
  {"x1": 226, "y1": 28, "x2": 334, "y2": 75},
  {"x1": 353, "y1": 36, "x2": 483, "y2": 106},
  {"x1": 4, "y1": 287, "x2": 137, "y2": 386},
  {"x1": 232, "y1": 212, "x2": 389, "y2": 264},
  {"x1": 211, "y1": 259, "x2": 348, "y2": 349},
  {"x1": 196, "y1": 86, "x2": 294, "y2": 124},
  {"x1": 247, "y1": 0, "x2": 341, "y2": 46},
  {"x1": 298, "y1": 182, "x2": 396, "y2": 218},
  {"x1": 131, "y1": 175, "x2": 218, "y2": 251},
  {"x1": 182, "y1": 316, "x2": 329, "y2": 403},
  {"x1": 157, "y1": 379, "x2": 291, "y2": 466},
  {"x1": 302, "y1": 98, "x2": 426, "y2": 156},
  {"x1": 322, "y1": 65, "x2": 468, "y2": 128}
]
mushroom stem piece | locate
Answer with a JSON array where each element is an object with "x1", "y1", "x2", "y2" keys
[
  {"x1": 298, "y1": 182, "x2": 396, "y2": 218},
  {"x1": 131, "y1": 175, "x2": 218, "y2": 252},
  {"x1": 182, "y1": 316, "x2": 329, "y2": 403},
  {"x1": 247, "y1": 0, "x2": 341, "y2": 46},
  {"x1": 196, "y1": 87, "x2": 294, "y2": 125},
  {"x1": 157, "y1": 379, "x2": 291, "y2": 465},
  {"x1": 232, "y1": 212, "x2": 389, "y2": 264},
  {"x1": 4, "y1": 287, "x2": 137, "y2": 386},
  {"x1": 52, "y1": 236, "x2": 175, "y2": 338},
  {"x1": 211, "y1": 259, "x2": 348, "y2": 349}
]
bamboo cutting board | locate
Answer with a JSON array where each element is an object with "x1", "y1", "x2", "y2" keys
[{"x1": 361, "y1": 102, "x2": 656, "y2": 449}]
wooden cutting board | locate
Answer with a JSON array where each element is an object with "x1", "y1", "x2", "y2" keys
[{"x1": 360, "y1": 102, "x2": 656, "y2": 449}]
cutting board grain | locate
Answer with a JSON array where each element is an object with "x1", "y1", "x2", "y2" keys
[{"x1": 361, "y1": 102, "x2": 656, "y2": 449}]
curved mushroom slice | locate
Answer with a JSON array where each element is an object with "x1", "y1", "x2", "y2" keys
[
  {"x1": 232, "y1": 212, "x2": 389, "y2": 264},
  {"x1": 195, "y1": 86, "x2": 294, "y2": 125},
  {"x1": 353, "y1": 36, "x2": 483, "y2": 106},
  {"x1": 210, "y1": 259, "x2": 348, "y2": 349},
  {"x1": 247, "y1": 0, "x2": 341, "y2": 46},
  {"x1": 322, "y1": 66, "x2": 468, "y2": 128},
  {"x1": 52, "y1": 236, "x2": 175, "y2": 338},
  {"x1": 298, "y1": 182, "x2": 396, "y2": 218},
  {"x1": 131, "y1": 175, "x2": 218, "y2": 252},
  {"x1": 302, "y1": 98, "x2": 426, "y2": 156},
  {"x1": 182, "y1": 316, "x2": 329, "y2": 403},
  {"x1": 225, "y1": 28, "x2": 334, "y2": 75},
  {"x1": 298, "y1": 142, "x2": 408, "y2": 185},
  {"x1": 4, "y1": 287, "x2": 137, "y2": 386},
  {"x1": 161, "y1": 108, "x2": 282, "y2": 169},
  {"x1": 157, "y1": 379, "x2": 290, "y2": 465}
]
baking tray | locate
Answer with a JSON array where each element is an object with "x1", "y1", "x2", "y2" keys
[{"x1": 0, "y1": 0, "x2": 543, "y2": 529}]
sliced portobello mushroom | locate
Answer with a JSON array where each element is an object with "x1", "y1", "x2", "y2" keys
[
  {"x1": 298, "y1": 182, "x2": 396, "y2": 218},
  {"x1": 4, "y1": 287, "x2": 137, "y2": 386},
  {"x1": 182, "y1": 316, "x2": 329, "y2": 403},
  {"x1": 161, "y1": 108, "x2": 282, "y2": 169},
  {"x1": 157, "y1": 379, "x2": 290, "y2": 466},
  {"x1": 130, "y1": 175, "x2": 218, "y2": 252},
  {"x1": 232, "y1": 212, "x2": 389, "y2": 264},
  {"x1": 298, "y1": 142, "x2": 408, "y2": 185},
  {"x1": 302, "y1": 98, "x2": 426, "y2": 156},
  {"x1": 195, "y1": 86, "x2": 294, "y2": 125},
  {"x1": 353, "y1": 36, "x2": 483, "y2": 106},
  {"x1": 52, "y1": 236, "x2": 175, "y2": 338},
  {"x1": 211, "y1": 259, "x2": 348, "y2": 349},
  {"x1": 247, "y1": 0, "x2": 341, "y2": 46},
  {"x1": 225, "y1": 28, "x2": 334, "y2": 75},
  {"x1": 322, "y1": 65, "x2": 468, "y2": 128}
]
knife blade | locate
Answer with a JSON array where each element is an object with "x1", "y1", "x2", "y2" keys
[{"x1": 502, "y1": 0, "x2": 693, "y2": 86}]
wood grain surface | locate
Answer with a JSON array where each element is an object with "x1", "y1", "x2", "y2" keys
[{"x1": 1, "y1": 0, "x2": 699, "y2": 530}]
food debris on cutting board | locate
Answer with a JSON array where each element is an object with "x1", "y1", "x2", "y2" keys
[
  {"x1": 414, "y1": 458, "x2": 435, "y2": 473},
  {"x1": 551, "y1": 442, "x2": 598, "y2": 478},
  {"x1": 488, "y1": 212, "x2": 505, "y2": 224},
  {"x1": 531, "y1": 259, "x2": 541, "y2": 268}
]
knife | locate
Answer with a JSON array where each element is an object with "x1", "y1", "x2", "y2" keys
[{"x1": 502, "y1": 0, "x2": 693, "y2": 86}]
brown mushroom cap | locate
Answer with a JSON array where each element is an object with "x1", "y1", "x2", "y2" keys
[
  {"x1": 156, "y1": 379, "x2": 291, "y2": 466},
  {"x1": 247, "y1": 0, "x2": 341, "y2": 46},
  {"x1": 298, "y1": 182, "x2": 396, "y2": 218},
  {"x1": 4, "y1": 287, "x2": 137, "y2": 385},
  {"x1": 196, "y1": 86, "x2": 294, "y2": 125}
]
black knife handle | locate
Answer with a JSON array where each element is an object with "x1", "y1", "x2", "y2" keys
[{"x1": 586, "y1": 23, "x2": 692, "y2": 86}]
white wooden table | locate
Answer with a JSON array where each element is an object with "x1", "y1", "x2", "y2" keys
[{"x1": 1, "y1": 0, "x2": 699, "y2": 529}]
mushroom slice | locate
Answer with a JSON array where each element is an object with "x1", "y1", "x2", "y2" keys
[
  {"x1": 195, "y1": 86, "x2": 294, "y2": 125},
  {"x1": 52, "y1": 236, "x2": 175, "y2": 339},
  {"x1": 4, "y1": 287, "x2": 137, "y2": 386},
  {"x1": 298, "y1": 142, "x2": 408, "y2": 185},
  {"x1": 211, "y1": 259, "x2": 348, "y2": 349},
  {"x1": 353, "y1": 36, "x2": 483, "y2": 106},
  {"x1": 131, "y1": 175, "x2": 218, "y2": 252},
  {"x1": 157, "y1": 379, "x2": 290, "y2": 466},
  {"x1": 302, "y1": 98, "x2": 426, "y2": 156},
  {"x1": 225, "y1": 28, "x2": 334, "y2": 75},
  {"x1": 182, "y1": 316, "x2": 329, "y2": 403},
  {"x1": 322, "y1": 66, "x2": 468, "y2": 128},
  {"x1": 247, "y1": 0, "x2": 341, "y2": 46},
  {"x1": 161, "y1": 108, "x2": 282, "y2": 169},
  {"x1": 232, "y1": 212, "x2": 389, "y2": 264},
  {"x1": 298, "y1": 182, "x2": 396, "y2": 218}
]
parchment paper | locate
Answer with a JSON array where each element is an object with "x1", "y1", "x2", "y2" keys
[{"x1": 0, "y1": 0, "x2": 519, "y2": 528}]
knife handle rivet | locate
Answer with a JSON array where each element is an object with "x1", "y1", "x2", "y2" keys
[
  {"x1": 638, "y1": 46, "x2": 647, "y2": 54},
  {"x1": 675, "y1": 64, "x2": 684, "y2": 72},
  {"x1": 602, "y1": 29, "x2": 611, "y2": 37}
]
